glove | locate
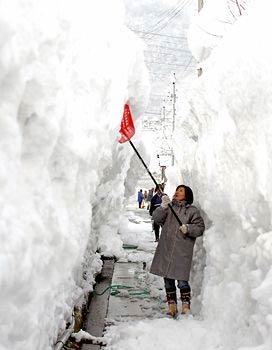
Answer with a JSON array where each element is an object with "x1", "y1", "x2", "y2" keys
[
  {"x1": 161, "y1": 195, "x2": 171, "y2": 209},
  {"x1": 179, "y1": 224, "x2": 188, "y2": 234}
]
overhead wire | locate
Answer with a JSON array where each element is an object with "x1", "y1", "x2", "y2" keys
[
  {"x1": 131, "y1": 29, "x2": 187, "y2": 40},
  {"x1": 147, "y1": 0, "x2": 184, "y2": 24},
  {"x1": 146, "y1": 0, "x2": 191, "y2": 35},
  {"x1": 131, "y1": 0, "x2": 197, "y2": 147},
  {"x1": 149, "y1": 0, "x2": 193, "y2": 34},
  {"x1": 147, "y1": 44, "x2": 190, "y2": 52},
  {"x1": 145, "y1": 0, "x2": 185, "y2": 31},
  {"x1": 145, "y1": 61, "x2": 193, "y2": 67},
  {"x1": 128, "y1": 1, "x2": 188, "y2": 41},
  {"x1": 144, "y1": 50, "x2": 192, "y2": 57},
  {"x1": 130, "y1": 0, "x2": 193, "y2": 79},
  {"x1": 146, "y1": 0, "x2": 188, "y2": 33},
  {"x1": 179, "y1": 56, "x2": 195, "y2": 78},
  {"x1": 196, "y1": 24, "x2": 223, "y2": 38}
]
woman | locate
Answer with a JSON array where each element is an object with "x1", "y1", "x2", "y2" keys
[{"x1": 150, "y1": 185, "x2": 205, "y2": 316}]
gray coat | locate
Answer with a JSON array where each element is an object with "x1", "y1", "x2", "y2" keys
[{"x1": 150, "y1": 199, "x2": 205, "y2": 281}]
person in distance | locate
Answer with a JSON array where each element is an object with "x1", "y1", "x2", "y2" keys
[{"x1": 149, "y1": 184, "x2": 163, "y2": 242}]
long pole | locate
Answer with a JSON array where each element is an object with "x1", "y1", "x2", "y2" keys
[
  {"x1": 129, "y1": 140, "x2": 183, "y2": 226},
  {"x1": 171, "y1": 79, "x2": 176, "y2": 166},
  {"x1": 129, "y1": 140, "x2": 158, "y2": 186},
  {"x1": 197, "y1": 0, "x2": 204, "y2": 77}
]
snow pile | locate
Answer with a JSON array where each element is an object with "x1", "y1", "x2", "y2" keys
[
  {"x1": 174, "y1": 1, "x2": 272, "y2": 349},
  {"x1": 0, "y1": 1, "x2": 149, "y2": 349},
  {"x1": 188, "y1": 0, "x2": 251, "y2": 63}
]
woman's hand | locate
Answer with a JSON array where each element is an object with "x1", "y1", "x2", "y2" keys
[
  {"x1": 179, "y1": 224, "x2": 188, "y2": 234},
  {"x1": 161, "y1": 195, "x2": 171, "y2": 209}
]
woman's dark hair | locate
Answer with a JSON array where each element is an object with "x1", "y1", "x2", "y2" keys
[{"x1": 176, "y1": 185, "x2": 194, "y2": 204}]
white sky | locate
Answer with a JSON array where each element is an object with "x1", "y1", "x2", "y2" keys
[{"x1": 0, "y1": 0, "x2": 271, "y2": 350}]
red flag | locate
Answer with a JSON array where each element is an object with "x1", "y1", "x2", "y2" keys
[{"x1": 118, "y1": 103, "x2": 135, "y2": 143}]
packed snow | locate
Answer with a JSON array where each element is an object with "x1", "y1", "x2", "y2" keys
[
  {"x1": 0, "y1": 1, "x2": 149, "y2": 349},
  {"x1": 0, "y1": 0, "x2": 271, "y2": 350}
]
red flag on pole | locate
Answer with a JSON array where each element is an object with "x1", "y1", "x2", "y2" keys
[{"x1": 118, "y1": 103, "x2": 135, "y2": 143}]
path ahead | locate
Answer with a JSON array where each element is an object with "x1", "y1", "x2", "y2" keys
[{"x1": 82, "y1": 206, "x2": 166, "y2": 349}]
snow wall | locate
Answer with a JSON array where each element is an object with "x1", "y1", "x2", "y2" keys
[
  {"x1": 172, "y1": 1, "x2": 272, "y2": 349},
  {"x1": 0, "y1": 1, "x2": 149, "y2": 349}
]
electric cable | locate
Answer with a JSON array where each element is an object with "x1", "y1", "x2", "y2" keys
[
  {"x1": 146, "y1": 0, "x2": 187, "y2": 33},
  {"x1": 130, "y1": 29, "x2": 187, "y2": 40},
  {"x1": 145, "y1": 61, "x2": 194, "y2": 67},
  {"x1": 150, "y1": 0, "x2": 192, "y2": 32},
  {"x1": 149, "y1": 0, "x2": 193, "y2": 34}
]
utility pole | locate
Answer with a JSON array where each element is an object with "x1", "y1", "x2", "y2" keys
[
  {"x1": 171, "y1": 73, "x2": 176, "y2": 166},
  {"x1": 172, "y1": 81, "x2": 176, "y2": 134},
  {"x1": 158, "y1": 74, "x2": 177, "y2": 169},
  {"x1": 161, "y1": 166, "x2": 167, "y2": 183},
  {"x1": 197, "y1": 0, "x2": 204, "y2": 76},
  {"x1": 162, "y1": 103, "x2": 166, "y2": 124}
]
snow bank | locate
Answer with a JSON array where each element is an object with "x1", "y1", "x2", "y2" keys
[
  {"x1": 0, "y1": 1, "x2": 149, "y2": 349},
  {"x1": 175, "y1": 1, "x2": 272, "y2": 348}
]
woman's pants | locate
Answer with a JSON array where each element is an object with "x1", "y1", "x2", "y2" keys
[
  {"x1": 164, "y1": 277, "x2": 191, "y2": 304},
  {"x1": 153, "y1": 222, "x2": 160, "y2": 241}
]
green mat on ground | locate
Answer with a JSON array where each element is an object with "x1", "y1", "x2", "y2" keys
[{"x1": 122, "y1": 244, "x2": 138, "y2": 249}]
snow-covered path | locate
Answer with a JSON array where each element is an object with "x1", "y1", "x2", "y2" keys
[
  {"x1": 103, "y1": 199, "x2": 272, "y2": 350},
  {"x1": 109, "y1": 205, "x2": 166, "y2": 321},
  {"x1": 103, "y1": 206, "x2": 217, "y2": 350}
]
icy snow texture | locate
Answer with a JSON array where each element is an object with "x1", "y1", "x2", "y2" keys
[
  {"x1": 0, "y1": 1, "x2": 149, "y2": 349},
  {"x1": 174, "y1": 1, "x2": 272, "y2": 348},
  {"x1": 1, "y1": 0, "x2": 272, "y2": 350}
]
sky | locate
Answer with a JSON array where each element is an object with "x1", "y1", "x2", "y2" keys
[{"x1": 0, "y1": 0, "x2": 272, "y2": 350}]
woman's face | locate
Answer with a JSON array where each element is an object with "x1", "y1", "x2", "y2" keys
[{"x1": 173, "y1": 187, "x2": 186, "y2": 201}]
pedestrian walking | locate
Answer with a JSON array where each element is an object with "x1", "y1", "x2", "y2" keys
[
  {"x1": 142, "y1": 190, "x2": 148, "y2": 208},
  {"x1": 149, "y1": 185, "x2": 163, "y2": 241},
  {"x1": 137, "y1": 189, "x2": 144, "y2": 209},
  {"x1": 150, "y1": 185, "x2": 205, "y2": 316},
  {"x1": 146, "y1": 188, "x2": 154, "y2": 210}
]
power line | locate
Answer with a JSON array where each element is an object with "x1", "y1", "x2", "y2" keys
[
  {"x1": 196, "y1": 24, "x2": 224, "y2": 38},
  {"x1": 149, "y1": 0, "x2": 193, "y2": 34},
  {"x1": 147, "y1": 44, "x2": 190, "y2": 52},
  {"x1": 180, "y1": 56, "x2": 194, "y2": 78},
  {"x1": 144, "y1": 111, "x2": 162, "y2": 115},
  {"x1": 130, "y1": 29, "x2": 188, "y2": 40},
  {"x1": 146, "y1": 0, "x2": 185, "y2": 32},
  {"x1": 144, "y1": 0, "x2": 184, "y2": 27},
  {"x1": 148, "y1": 0, "x2": 189, "y2": 33},
  {"x1": 145, "y1": 61, "x2": 194, "y2": 67},
  {"x1": 144, "y1": 50, "x2": 192, "y2": 57}
]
